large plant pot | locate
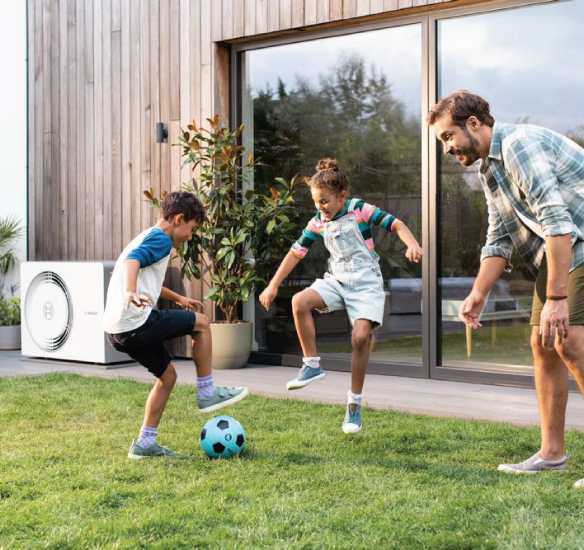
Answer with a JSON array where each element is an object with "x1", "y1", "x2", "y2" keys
[
  {"x1": 0, "y1": 325, "x2": 21, "y2": 350},
  {"x1": 210, "y1": 321, "x2": 252, "y2": 369}
]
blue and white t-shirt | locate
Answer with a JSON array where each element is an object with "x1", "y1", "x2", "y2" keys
[{"x1": 103, "y1": 227, "x2": 173, "y2": 334}]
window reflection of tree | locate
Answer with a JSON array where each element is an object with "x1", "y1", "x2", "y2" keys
[{"x1": 251, "y1": 53, "x2": 422, "y2": 284}]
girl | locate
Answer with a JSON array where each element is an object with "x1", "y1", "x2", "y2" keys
[{"x1": 259, "y1": 158, "x2": 422, "y2": 434}]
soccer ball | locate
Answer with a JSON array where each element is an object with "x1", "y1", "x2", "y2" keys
[{"x1": 200, "y1": 415, "x2": 246, "y2": 459}]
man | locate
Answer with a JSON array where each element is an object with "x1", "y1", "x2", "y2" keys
[{"x1": 428, "y1": 90, "x2": 584, "y2": 488}]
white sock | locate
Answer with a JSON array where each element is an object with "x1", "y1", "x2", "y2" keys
[
  {"x1": 136, "y1": 426, "x2": 158, "y2": 449},
  {"x1": 303, "y1": 356, "x2": 321, "y2": 369},
  {"x1": 347, "y1": 390, "x2": 362, "y2": 405}
]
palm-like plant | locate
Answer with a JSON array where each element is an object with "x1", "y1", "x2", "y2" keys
[
  {"x1": 0, "y1": 215, "x2": 24, "y2": 277},
  {"x1": 0, "y1": 215, "x2": 24, "y2": 327}
]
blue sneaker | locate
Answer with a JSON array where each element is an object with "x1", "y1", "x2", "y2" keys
[
  {"x1": 286, "y1": 364, "x2": 325, "y2": 390},
  {"x1": 342, "y1": 402, "x2": 362, "y2": 434},
  {"x1": 198, "y1": 386, "x2": 249, "y2": 413}
]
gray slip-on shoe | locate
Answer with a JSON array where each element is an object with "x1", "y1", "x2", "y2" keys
[{"x1": 498, "y1": 452, "x2": 571, "y2": 474}]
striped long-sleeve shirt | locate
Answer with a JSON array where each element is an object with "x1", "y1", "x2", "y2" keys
[{"x1": 290, "y1": 199, "x2": 402, "y2": 259}]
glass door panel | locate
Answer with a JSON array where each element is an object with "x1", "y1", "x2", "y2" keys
[
  {"x1": 437, "y1": 0, "x2": 584, "y2": 372},
  {"x1": 242, "y1": 24, "x2": 423, "y2": 368}
]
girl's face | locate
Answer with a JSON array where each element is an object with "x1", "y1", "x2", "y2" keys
[{"x1": 311, "y1": 186, "x2": 348, "y2": 221}]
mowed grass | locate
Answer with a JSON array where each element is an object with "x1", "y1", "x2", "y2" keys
[{"x1": 2, "y1": 374, "x2": 584, "y2": 549}]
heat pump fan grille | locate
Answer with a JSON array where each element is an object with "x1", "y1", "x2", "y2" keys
[{"x1": 25, "y1": 271, "x2": 73, "y2": 352}]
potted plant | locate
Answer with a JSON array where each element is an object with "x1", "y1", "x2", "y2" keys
[
  {"x1": 146, "y1": 116, "x2": 303, "y2": 368},
  {"x1": 0, "y1": 216, "x2": 24, "y2": 350}
]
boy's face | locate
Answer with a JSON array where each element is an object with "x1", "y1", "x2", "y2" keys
[
  {"x1": 171, "y1": 215, "x2": 199, "y2": 248},
  {"x1": 311, "y1": 186, "x2": 348, "y2": 221}
]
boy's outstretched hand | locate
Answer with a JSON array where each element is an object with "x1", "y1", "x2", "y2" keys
[
  {"x1": 177, "y1": 296, "x2": 205, "y2": 312},
  {"x1": 259, "y1": 285, "x2": 278, "y2": 311},
  {"x1": 405, "y1": 245, "x2": 423, "y2": 263}
]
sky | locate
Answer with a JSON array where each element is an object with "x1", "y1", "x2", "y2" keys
[
  {"x1": 246, "y1": 0, "x2": 584, "y2": 136},
  {"x1": 246, "y1": 23, "x2": 422, "y2": 119},
  {"x1": 439, "y1": 0, "x2": 584, "y2": 135},
  {"x1": 0, "y1": 2, "x2": 26, "y2": 289}
]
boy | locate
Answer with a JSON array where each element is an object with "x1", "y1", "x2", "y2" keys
[{"x1": 104, "y1": 191, "x2": 248, "y2": 459}]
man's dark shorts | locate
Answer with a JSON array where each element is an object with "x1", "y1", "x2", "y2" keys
[
  {"x1": 531, "y1": 257, "x2": 584, "y2": 326},
  {"x1": 106, "y1": 309, "x2": 196, "y2": 378}
]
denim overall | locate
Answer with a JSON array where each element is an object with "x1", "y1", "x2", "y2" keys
[{"x1": 312, "y1": 199, "x2": 386, "y2": 327}]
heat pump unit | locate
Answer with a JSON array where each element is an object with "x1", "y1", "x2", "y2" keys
[{"x1": 21, "y1": 262, "x2": 129, "y2": 365}]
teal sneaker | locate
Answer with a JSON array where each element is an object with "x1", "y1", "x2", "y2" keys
[
  {"x1": 286, "y1": 365, "x2": 325, "y2": 390},
  {"x1": 342, "y1": 402, "x2": 362, "y2": 434},
  {"x1": 128, "y1": 439, "x2": 181, "y2": 459},
  {"x1": 198, "y1": 386, "x2": 249, "y2": 413}
]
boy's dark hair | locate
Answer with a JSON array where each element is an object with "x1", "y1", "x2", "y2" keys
[
  {"x1": 308, "y1": 158, "x2": 349, "y2": 195},
  {"x1": 160, "y1": 191, "x2": 205, "y2": 224},
  {"x1": 427, "y1": 90, "x2": 495, "y2": 128}
]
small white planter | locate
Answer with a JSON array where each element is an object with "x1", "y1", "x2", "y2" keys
[
  {"x1": 0, "y1": 325, "x2": 21, "y2": 350},
  {"x1": 210, "y1": 321, "x2": 252, "y2": 369}
]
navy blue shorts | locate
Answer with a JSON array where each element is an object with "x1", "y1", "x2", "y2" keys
[{"x1": 106, "y1": 309, "x2": 196, "y2": 378}]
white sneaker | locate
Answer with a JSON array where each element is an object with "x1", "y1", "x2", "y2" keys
[{"x1": 342, "y1": 402, "x2": 362, "y2": 434}]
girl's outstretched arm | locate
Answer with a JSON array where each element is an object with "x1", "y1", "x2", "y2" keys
[
  {"x1": 259, "y1": 251, "x2": 301, "y2": 310},
  {"x1": 395, "y1": 223, "x2": 423, "y2": 263}
]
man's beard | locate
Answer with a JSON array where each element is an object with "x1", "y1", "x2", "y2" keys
[{"x1": 452, "y1": 127, "x2": 481, "y2": 166}]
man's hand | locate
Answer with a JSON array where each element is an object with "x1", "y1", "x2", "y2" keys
[
  {"x1": 259, "y1": 285, "x2": 278, "y2": 311},
  {"x1": 125, "y1": 291, "x2": 152, "y2": 310},
  {"x1": 540, "y1": 299, "x2": 569, "y2": 349},
  {"x1": 458, "y1": 290, "x2": 486, "y2": 329},
  {"x1": 177, "y1": 296, "x2": 205, "y2": 313}
]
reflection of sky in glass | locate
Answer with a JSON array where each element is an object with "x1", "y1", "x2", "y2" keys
[
  {"x1": 439, "y1": 0, "x2": 584, "y2": 135},
  {"x1": 248, "y1": 24, "x2": 421, "y2": 118}
]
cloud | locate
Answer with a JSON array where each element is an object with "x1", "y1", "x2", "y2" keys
[{"x1": 439, "y1": 0, "x2": 584, "y2": 134}]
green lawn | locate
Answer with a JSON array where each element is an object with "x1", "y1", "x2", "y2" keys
[{"x1": 2, "y1": 374, "x2": 584, "y2": 549}]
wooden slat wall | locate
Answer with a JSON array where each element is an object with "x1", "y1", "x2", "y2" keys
[{"x1": 28, "y1": 0, "x2": 464, "y2": 351}]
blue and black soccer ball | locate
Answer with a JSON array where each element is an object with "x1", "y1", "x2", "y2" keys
[{"x1": 200, "y1": 415, "x2": 246, "y2": 459}]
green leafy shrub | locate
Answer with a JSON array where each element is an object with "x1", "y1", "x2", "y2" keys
[
  {"x1": 0, "y1": 215, "x2": 23, "y2": 326},
  {"x1": 0, "y1": 295, "x2": 20, "y2": 326},
  {"x1": 146, "y1": 116, "x2": 304, "y2": 323}
]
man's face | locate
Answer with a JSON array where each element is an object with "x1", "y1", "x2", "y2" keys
[{"x1": 432, "y1": 115, "x2": 482, "y2": 167}]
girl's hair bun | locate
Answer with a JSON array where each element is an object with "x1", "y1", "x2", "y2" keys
[
  {"x1": 316, "y1": 158, "x2": 339, "y2": 173},
  {"x1": 309, "y1": 157, "x2": 349, "y2": 194}
]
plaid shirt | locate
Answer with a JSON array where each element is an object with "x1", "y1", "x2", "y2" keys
[{"x1": 478, "y1": 121, "x2": 584, "y2": 277}]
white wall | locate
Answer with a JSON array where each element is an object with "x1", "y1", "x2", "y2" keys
[{"x1": 0, "y1": 2, "x2": 27, "y2": 295}]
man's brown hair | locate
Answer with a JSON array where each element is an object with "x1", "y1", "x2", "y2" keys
[{"x1": 427, "y1": 90, "x2": 495, "y2": 128}]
